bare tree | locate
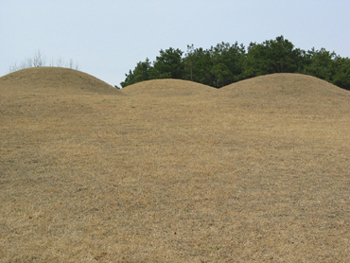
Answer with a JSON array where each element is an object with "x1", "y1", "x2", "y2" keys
[
  {"x1": 69, "y1": 59, "x2": 80, "y2": 70},
  {"x1": 8, "y1": 62, "x2": 19, "y2": 73},
  {"x1": 8, "y1": 50, "x2": 80, "y2": 73},
  {"x1": 32, "y1": 50, "x2": 45, "y2": 67}
]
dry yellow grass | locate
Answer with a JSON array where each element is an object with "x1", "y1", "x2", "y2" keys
[
  {"x1": 122, "y1": 79, "x2": 215, "y2": 97},
  {"x1": 1, "y1": 68, "x2": 350, "y2": 262}
]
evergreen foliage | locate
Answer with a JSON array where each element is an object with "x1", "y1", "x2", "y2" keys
[{"x1": 121, "y1": 36, "x2": 350, "y2": 91}]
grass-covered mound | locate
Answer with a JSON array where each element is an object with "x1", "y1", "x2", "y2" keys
[
  {"x1": 121, "y1": 78, "x2": 215, "y2": 97},
  {"x1": 221, "y1": 73, "x2": 349, "y2": 103},
  {"x1": 0, "y1": 67, "x2": 120, "y2": 95},
  {"x1": 1, "y1": 71, "x2": 350, "y2": 262}
]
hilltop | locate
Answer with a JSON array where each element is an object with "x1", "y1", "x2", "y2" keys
[
  {"x1": 0, "y1": 67, "x2": 120, "y2": 95},
  {"x1": 121, "y1": 78, "x2": 215, "y2": 97},
  {"x1": 220, "y1": 73, "x2": 349, "y2": 102}
]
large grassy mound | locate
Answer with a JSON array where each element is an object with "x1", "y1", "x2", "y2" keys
[
  {"x1": 0, "y1": 67, "x2": 122, "y2": 125},
  {"x1": 1, "y1": 72, "x2": 350, "y2": 262},
  {"x1": 121, "y1": 78, "x2": 215, "y2": 97},
  {"x1": 220, "y1": 73, "x2": 349, "y2": 103},
  {"x1": 218, "y1": 73, "x2": 350, "y2": 117},
  {"x1": 0, "y1": 67, "x2": 120, "y2": 95}
]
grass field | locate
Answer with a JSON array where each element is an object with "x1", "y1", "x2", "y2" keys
[{"x1": 1, "y1": 67, "x2": 350, "y2": 262}]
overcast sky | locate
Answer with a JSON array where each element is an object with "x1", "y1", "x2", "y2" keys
[{"x1": 1, "y1": 0, "x2": 349, "y2": 86}]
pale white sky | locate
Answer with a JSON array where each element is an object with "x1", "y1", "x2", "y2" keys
[{"x1": 1, "y1": 0, "x2": 349, "y2": 86}]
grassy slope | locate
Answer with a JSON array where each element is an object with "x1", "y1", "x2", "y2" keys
[{"x1": 1, "y1": 69, "x2": 350, "y2": 262}]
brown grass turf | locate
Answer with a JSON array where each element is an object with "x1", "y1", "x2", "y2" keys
[{"x1": 0, "y1": 68, "x2": 350, "y2": 262}]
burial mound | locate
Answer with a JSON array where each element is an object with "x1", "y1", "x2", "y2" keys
[
  {"x1": 220, "y1": 73, "x2": 350, "y2": 105},
  {"x1": 121, "y1": 78, "x2": 215, "y2": 97},
  {"x1": 0, "y1": 67, "x2": 120, "y2": 95}
]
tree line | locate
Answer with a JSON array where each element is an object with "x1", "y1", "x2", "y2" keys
[{"x1": 120, "y1": 36, "x2": 350, "y2": 91}]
